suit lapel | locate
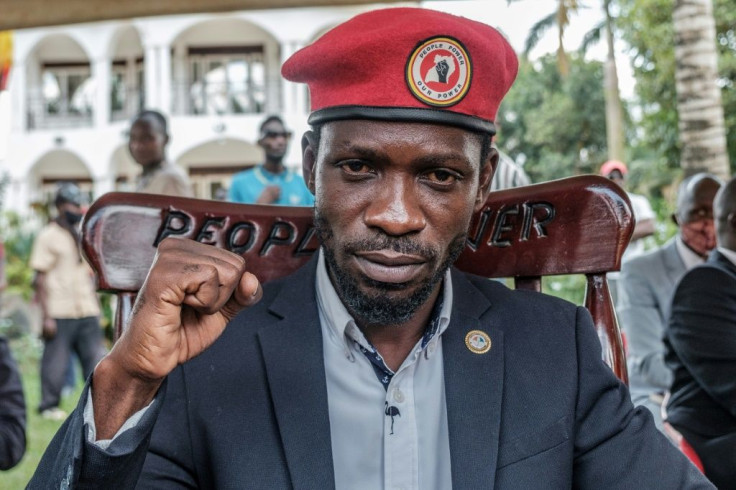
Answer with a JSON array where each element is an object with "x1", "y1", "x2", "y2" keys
[
  {"x1": 257, "y1": 258, "x2": 336, "y2": 490},
  {"x1": 444, "y1": 270, "x2": 504, "y2": 490},
  {"x1": 710, "y1": 249, "x2": 736, "y2": 276},
  {"x1": 661, "y1": 239, "x2": 686, "y2": 286}
]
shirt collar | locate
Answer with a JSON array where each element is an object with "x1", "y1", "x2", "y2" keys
[
  {"x1": 676, "y1": 235, "x2": 706, "y2": 270},
  {"x1": 717, "y1": 247, "x2": 736, "y2": 267},
  {"x1": 315, "y1": 248, "x2": 453, "y2": 357}
]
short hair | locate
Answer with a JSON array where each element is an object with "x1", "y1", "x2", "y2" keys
[
  {"x1": 132, "y1": 110, "x2": 168, "y2": 136},
  {"x1": 675, "y1": 173, "x2": 722, "y2": 220},
  {"x1": 260, "y1": 115, "x2": 286, "y2": 134}
]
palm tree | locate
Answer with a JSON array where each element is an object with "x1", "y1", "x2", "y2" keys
[
  {"x1": 672, "y1": 0, "x2": 730, "y2": 179},
  {"x1": 521, "y1": 0, "x2": 625, "y2": 161}
]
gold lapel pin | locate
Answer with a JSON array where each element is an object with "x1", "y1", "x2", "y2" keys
[{"x1": 465, "y1": 330, "x2": 491, "y2": 354}]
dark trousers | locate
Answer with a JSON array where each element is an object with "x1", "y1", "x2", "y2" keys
[
  {"x1": 39, "y1": 316, "x2": 105, "y2": 412},
  {"x1": 678, "y1": 425, "x2": 736, "y2": 490}
]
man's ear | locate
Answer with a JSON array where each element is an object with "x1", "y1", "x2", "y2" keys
[
  {"x1": 301, "y1": 131, "x2": 317, "y2": 194},
  {"x1": 475, "y1": 147, "x2": 498, "y2": 212}
]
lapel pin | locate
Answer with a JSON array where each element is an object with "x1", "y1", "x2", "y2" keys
[{"x1": 465, "y1": 330, "x2": 491, "y2": 354}]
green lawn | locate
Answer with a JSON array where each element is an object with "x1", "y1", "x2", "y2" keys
[{"x1": 2, "y1": 336, "x2": 84, "y2": 489}]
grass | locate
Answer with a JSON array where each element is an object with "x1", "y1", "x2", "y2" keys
[{"x1": 2, "y1": 335, "x2": 84, "y2": 489}]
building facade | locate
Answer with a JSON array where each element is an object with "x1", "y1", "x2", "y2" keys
[{"x1": 1, "y1": 5, "x2": 398, "y2": 212}]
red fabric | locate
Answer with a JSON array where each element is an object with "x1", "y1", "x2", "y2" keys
[
  {"x1": 680, "y1": 438, "x2": 705, "y2": 473},
  {"x1": 282, "y1": 7, "x2": 518, "y2": 126}
]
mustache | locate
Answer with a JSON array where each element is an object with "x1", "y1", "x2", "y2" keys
[{"x1": 342, "y1": 235, "x2": 439, "y2": 261}]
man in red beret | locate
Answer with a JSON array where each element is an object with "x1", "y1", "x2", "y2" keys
[{"x1": 31, "y1": 8, "x2": 711, "y2": 489}]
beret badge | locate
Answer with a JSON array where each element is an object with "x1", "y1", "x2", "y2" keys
[{"x1": 406, "y1": 36, "x2": 472, "y2": 108}]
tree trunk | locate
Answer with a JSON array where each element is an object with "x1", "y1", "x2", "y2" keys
[
  {"x1": 673, "y1": 0, "x2": 730, "y2": 179},
  {"x1": 603, "y1": 0, "x2": 624, "y2": 162}
]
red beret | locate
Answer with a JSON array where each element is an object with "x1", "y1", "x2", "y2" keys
[{"x1": 282, "y1": 7, "x2": 518, "y2": 135}]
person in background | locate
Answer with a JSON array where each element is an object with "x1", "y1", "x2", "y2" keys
[
  {"x1": 618, "y1": 173, "x2": 721, "y2": 433},
  {"x1": 600, "y1": 160, "x2": 656, "y2": 260},
  {"x1": 491, "y1": 149, "x2": 531, "y2": 191},
  {"x1": 665, "y1": 176, "x2": 736, "y2": 489},
  {"x1": 0, "y1": 238, "x2": 26, "y2": 470},
  {"x1": 600, "y1": 160, "x2": 656, "y2": 304},
  {"x1": 30, "y1": 183, "x2": 105, "y2": 420},
  {"x1": 0, "y1": 335, "x2": 25, "y2": 470},
  {"x1": 129, "y1": 110, "x2": 193, "y2": 198},
  {"x1": 228, "y1": 115, "x2": 314, "y2": 205}
]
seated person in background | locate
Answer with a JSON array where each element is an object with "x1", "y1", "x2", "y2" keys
[
  {"x1": 618, "y1": 174, "x2": 721, "y2": 432},
  {"x1": 30, "y1": 8, "x2": 711, "y2": 489},
  {"x1": 0, "y1": 336, "x2": 25, "y2": 471},
  {"x1": 228, "y1": 116, "x2": 314, "y2": 205},
  {"x1": 601, "y1": 160, "x2": 655, "y2": 260},
  {"x1": 129, "y1": 110, "x2": 193, "y2": 198},
  {"x1": 665, "y1": 176, "x2": 736, "y2": 489}
]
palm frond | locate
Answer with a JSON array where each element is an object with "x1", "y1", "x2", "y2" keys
[
  {"x1": 524, "y1": 11, "x2": 558, "y2": 55},
  {"x1": 579, "y1": 21, "x2": 605, "y2": 54}
]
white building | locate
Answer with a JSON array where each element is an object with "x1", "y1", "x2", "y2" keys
[{"x1": 1, "y1": 5, "x2": 407, "y2": 212}]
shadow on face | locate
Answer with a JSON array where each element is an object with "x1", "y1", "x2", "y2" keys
[{"x1": 128, "y1": 118, "x2": 168, "y2": 167}]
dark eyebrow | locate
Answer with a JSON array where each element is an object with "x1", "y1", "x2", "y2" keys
[{"x1": 334, "y1": 142, "x2": 471, "y2": 167}]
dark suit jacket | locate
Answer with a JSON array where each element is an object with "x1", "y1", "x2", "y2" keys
[
  {"x1": 30, "y1": 259, "x2": 710, "y2": 489},
  {"x1": 665, "y1": 249, "x2": 736, "y2": 487},
  {"x1": 0, "y1": 336, "x2": 26, "y2": 471}
]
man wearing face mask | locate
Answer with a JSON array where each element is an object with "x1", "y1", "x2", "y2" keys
[
  {"x1": 617, "y1": 173, "x2": 722, "y2": 433},
  {"x1": 30, "y1": 183, "x2": 105, "y2": 420}
]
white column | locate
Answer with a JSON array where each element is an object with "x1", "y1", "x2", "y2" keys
[
  {"x1": 93, "y1": 58, "x2": 111, "y2": 127},
  {"x1": 173, "y1": 43, "x2": 187, "y2": 115},
  {"x1": 92, "y1": 172, "x2": 114, "y2": 198},
  {"x1": 144, "y1": 44, "x2": 159, "y2": 110},
  {"x1": 280, "y1": 42, "x2": 305, "y2": 115},
  {"x1": 158, "y1": 45, "x2": 172, "y2": 115},
  {"x1": 11, "y1": 63, "x2": 27, "y2": 131}
]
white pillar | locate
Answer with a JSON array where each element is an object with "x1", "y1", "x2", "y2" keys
[
  {"x1": 173, "y1": 43, "x2": 187, "y2": 115},
  {"x1": 93, "y1": 58, "x2": 111, "y2": 127},
  {"x1": 11, "y1": 63, "x2": 27, "y2": 131},
  {"x1": 158, "y1": 45, "x2": 172, "y2": 115},
  {"x1": 144, "y1": 44, "x2": 158, "y2": 110},
  {"x1": 280, "y1": 42, "x2": 305, "y2": 115}
]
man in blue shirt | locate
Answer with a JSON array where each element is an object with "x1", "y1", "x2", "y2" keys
[{"x1": 228, "y1": 116, "x2": 314, "y2": 206}]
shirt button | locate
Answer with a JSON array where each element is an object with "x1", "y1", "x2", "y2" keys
[
  {"x1": 393, "y1": 388, "x2": 405, "y2": 403},
  {"x1": 428, "y1": 341, "x2": 437, "y2": 354}
]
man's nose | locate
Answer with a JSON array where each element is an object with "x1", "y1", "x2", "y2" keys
[{"x1": 364, "y1": 176, "x2": 426, "y2": 236}]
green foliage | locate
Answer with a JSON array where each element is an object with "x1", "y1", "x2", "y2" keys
[
  {"x1": 1, "y1": 211, "x2": 37, "y2": 302},
  {"x1": 619, "y1": 0, "x2": 736, "y2": 174},
  {"x1": 497, "y1": 54, "x2": 611, "y2": 183}
]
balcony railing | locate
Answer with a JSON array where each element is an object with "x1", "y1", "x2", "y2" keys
[
  {"x1": 26, "y1": 95, "x2": 93, "y2": 130},
  {"x1": 171, "y1": 80, "x2": 279, "y2": 116}
]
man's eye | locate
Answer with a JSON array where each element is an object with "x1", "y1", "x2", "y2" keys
[
  {"x1": 340, "y1": 161, "x2": 373, "y2": 174},
  {"x1": 425, "y1": 170, "x2": 459, "y2": 184}
]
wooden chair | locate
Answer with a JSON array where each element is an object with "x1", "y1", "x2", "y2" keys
[{"x1": 81, "y1": 175, "x2": 633, "y2": 382}]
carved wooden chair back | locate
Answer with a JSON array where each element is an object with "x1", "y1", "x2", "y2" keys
[{"x1": 81, "y1": 175, "x2": 633, "y2": 382}]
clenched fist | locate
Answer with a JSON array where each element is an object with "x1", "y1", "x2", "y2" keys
[{"x1": 92, "y1": 237, "x2": 262, "y2": 439}]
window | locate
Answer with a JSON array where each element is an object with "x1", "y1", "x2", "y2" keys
[
  {"x1": 184, "y1": 46, "x2": 266, "y2": 116},
  {"x1": 29, "y1": 63, "x2": 93, "y2": 129}
]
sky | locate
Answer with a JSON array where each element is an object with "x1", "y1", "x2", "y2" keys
[{"x1": 0, "y1": 0, "x2": 633, "y2": 162}]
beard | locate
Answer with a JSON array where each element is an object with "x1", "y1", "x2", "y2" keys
[{"x1": 314, "y1": 211, "x2": 466, "y2": 327}]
